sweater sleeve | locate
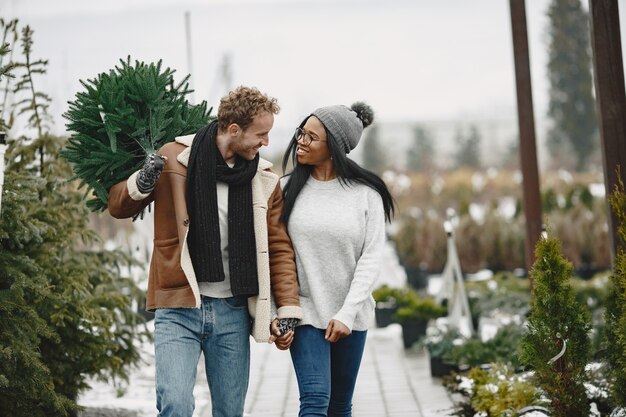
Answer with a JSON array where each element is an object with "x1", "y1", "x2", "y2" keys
[{"x1": 332, "y1": 190, "x2": 386, "y2": 331}]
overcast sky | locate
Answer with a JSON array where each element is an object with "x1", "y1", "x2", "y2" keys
[{"x1": 2, "y1": 0, "x2": 626, "y2": 156}]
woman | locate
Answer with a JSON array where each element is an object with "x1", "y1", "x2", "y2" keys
[{"x1": 281, "y1": 102, "x2": 394, "y2": 416}]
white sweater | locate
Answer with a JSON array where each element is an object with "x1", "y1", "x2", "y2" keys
[{"x1": 287, "y1": 176, "x2": 385, "y2": 332}]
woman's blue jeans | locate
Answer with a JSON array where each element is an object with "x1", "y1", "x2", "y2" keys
[
  {"x1": 289, "y1": 325, "x2": 367, "y2": 417},
  {"x1": 154, "y1": 295, "x2": 250, "y2": 417}
]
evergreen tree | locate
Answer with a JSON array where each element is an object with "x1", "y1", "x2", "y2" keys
[
  {"x1": 0, "y1": 20, "x2": 62, "y2": 414},
  {"x1": 500, "y1": 137, "x2": 520, "y2": 170},
  {"x1": 406, "y1": 125, "x2": 435, "y2": 172},
  {"x1": 0, "y1": 174, "x2": 67, "y2": 415},
  {"x1": 361, "y1": 124, "x2": 386, "y2": 174},
  {"x1": 0, "y1": 18, "x2": 19, "y2": 133},
  {"x1": 0, "y1": 20, "x2": 149, "y2": 416},
  {"x1": 519, "y1": 231, "x2": 591, "y2": 417},
  {"x1": 62, "y1": 57, "x2": 213, "y2": 213},
  {"x1": 606, "y1": 177, "x2": 626, "y2": 407},
  {"x1": 546, "y1": 0, "x2": 598, "y2": 172},
  {"x1": 453, "y1": 125, "x2": 482, "y2": 169},
  {"x1": 14, "y1": 25, "x2": 52, "y2": 137}
]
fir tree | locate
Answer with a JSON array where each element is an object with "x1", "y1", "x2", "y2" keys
[
  {"x1": 406, "y1": 125, "x2": 435, "y2": 172},
  {"x1": 361, "y1": 124, "x2": 386, "y2": 174},
  {"x1": 606, "y1": 176, "x2": 626, "y2": 407},
  {"x1": 0, "y1": 20, "x2": 150, "y2": 416},
  {"x1": 453, "y1": 125, "x2": 482, "y2": 169},
  {"x1": 62, "y1": 57, "x2": 213, "y2": 213},
  {"x1": 0, "y1": 18, "x2": 19, "y2": 133},
  {"x1": 546, "y1": 0, "x2": 598, "y2": 171},
  {"x1": 14, "y1": 25, "x2": 52, "y2": 137},
  {"x1": 0, "y1": 171, "x2": 69, "y2": 415},
  {"x1": 519, "y1": 230, "x2": 591, "y2": 417},
  {"x1": 0, "y1": 20, "x2": 61, "y2": 414}
]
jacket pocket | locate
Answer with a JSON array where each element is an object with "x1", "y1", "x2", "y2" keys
[{"x1": 154, "y1": 236, "x2": 188, "y2": 290}]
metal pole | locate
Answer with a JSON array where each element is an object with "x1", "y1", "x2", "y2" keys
[
  {"x1": 0, "y1": 131, "x2": 6, "y2": 215},
  {"x1": 509, "y1": 0, "x2": 542, "y2": 286},
  {"x1": 185, "y1": 11, "x2": 195, "y2": 104},
  {"x1": 589, "y1": 0, "x2": 626, "y2": 260}
]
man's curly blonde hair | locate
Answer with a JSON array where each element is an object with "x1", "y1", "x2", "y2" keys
[{"x1": 217, "y1": 86, "x2": 280, "y2": 131}]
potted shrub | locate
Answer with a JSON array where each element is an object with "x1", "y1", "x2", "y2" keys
[
  {"x1": 444, "y1": 324, "x2": 524, "y2": 370},
  {"x1": 392, "y1": 216, "x2": 445, "y2": 289},
  {"x1": 372, "y1": 285, "x2": 407, "y2": 328},
  {"x1": 444, "y1": 364, "x2": 547, "y2": 415},
  {"x1": 395, "y1": 293, "x2": 447, "y2": 349},
  {"x1": 420, "y1": 324, "x2": 462, "y2": 377}
]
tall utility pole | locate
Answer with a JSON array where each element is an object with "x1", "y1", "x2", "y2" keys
[
  {"x1": 509, "y1": 0, "x2": 542, "y2": 285},
  {"x1": 185, "y1": 11, "x2": 195, "y2": 104},
  {"x1": 589, "y1": 0, "x2": 626, "y2": 261}
]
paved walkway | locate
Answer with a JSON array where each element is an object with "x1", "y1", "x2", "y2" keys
[
  {"x1": 79, "y1": 323, "x2": 454, "y2": 417},
  {"x1": 198, "y1": 324, "x2": 454, "y2": 417}
]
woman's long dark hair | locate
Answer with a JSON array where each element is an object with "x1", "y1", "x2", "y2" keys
[{"x1": 281, "y1": 115, "x2": 395, "y2": 224}]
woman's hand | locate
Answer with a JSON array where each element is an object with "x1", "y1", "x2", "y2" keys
[
  {"x1": 325, "y1": 319, "x2": 350, "y2": 343},
  {"x1": 269, "y1": 319, "x2": 294, "y2": 350}
]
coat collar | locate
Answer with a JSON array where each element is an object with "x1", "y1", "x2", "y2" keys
[{"x1": 174, "y1": 134, "x2": 273, "y2": 171}]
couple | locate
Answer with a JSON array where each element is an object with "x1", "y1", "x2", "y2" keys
[{"x1": 107, "y1": 86, "x2": 394, "y2": 417}]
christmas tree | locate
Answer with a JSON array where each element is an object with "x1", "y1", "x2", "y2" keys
[
  {"x1": 606, "y1": 177, "x2": 626, "y2": 407},
  {"x1": 62, "y1": 57, "x2": 213, "y2": 213},
  {"x1": 519, "y1": 229, "x2": 591, "y2": 417}
]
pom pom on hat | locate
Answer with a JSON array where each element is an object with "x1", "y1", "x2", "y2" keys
[
  {"x1": 351, "y1": 102, "x2": 374, "y2": 128},
  {"x1": 312, "y1": 101, "x2": 374, "y2": 154}
]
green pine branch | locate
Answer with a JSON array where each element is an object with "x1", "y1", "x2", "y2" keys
[{"x1": 62, "y1": 56, "x2": 213, "y2": 213}]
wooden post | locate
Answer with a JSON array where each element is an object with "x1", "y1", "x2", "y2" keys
[
  {"x1": 589, "y1": 0, "x2": 626, "y2": 261},
  {"x1": 509, "y1": 0, "x2": 543, "y2": 283}
]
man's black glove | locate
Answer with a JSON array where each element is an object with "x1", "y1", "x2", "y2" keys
[
  {"x1": 276, "y1": 318, "x2": 299, "y2": 335},
  {"x1": 136, "y1": 153, "x2": 166, "y2": 194}
]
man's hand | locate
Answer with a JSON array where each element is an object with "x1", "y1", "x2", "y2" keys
[
  {"x1": 136, "y1": 153, "x2": 167, "y2": 194},
  {"x1": 325, "y1": 319, "x2": 350, "y2": 343},
  {"x1": 269, "y1": 319, "x2": 294, "y2": 350}
]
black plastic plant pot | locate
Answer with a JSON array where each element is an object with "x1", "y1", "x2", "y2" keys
[
  {"x1": 429, "y1": 356, "x2": 458, "y2": 377},
  {"x1": 400, "y1": 319, "x2": 428, "y2": 348},
  {"x1": 375, "y1": 303, "x2": 397, "y2": 328},
  {"x1": 404, "y1": 265, "x2": 430, "y2": 290}
]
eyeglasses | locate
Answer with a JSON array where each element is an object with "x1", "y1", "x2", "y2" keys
[{"x1": 295, "y1": 127, "x2": 325, "y2": 146}]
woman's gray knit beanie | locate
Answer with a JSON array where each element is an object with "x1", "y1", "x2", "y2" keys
[{"x1": 312, "y1": 102, "x2": 374, "y2": 154}]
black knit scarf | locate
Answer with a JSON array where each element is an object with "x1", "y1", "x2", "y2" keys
[{"x1": 186, "y1": 120, "x2": 259, "y2": 296}]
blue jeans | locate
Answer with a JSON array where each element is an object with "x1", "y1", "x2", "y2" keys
[
  {"x1": 154, "y1": 295, "x2": 250, "y2": 417},
  {"x1": 289, "y1": 325, "x2": 367, "y2": 417}
]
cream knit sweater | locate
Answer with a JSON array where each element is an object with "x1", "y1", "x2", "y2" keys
[{"x1": 287, "y1": 176, "x2": 385, "y2": 332}]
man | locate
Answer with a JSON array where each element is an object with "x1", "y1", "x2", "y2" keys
[{"x1": 108, "y1": 86, "x2": 302, "y2": 417}]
